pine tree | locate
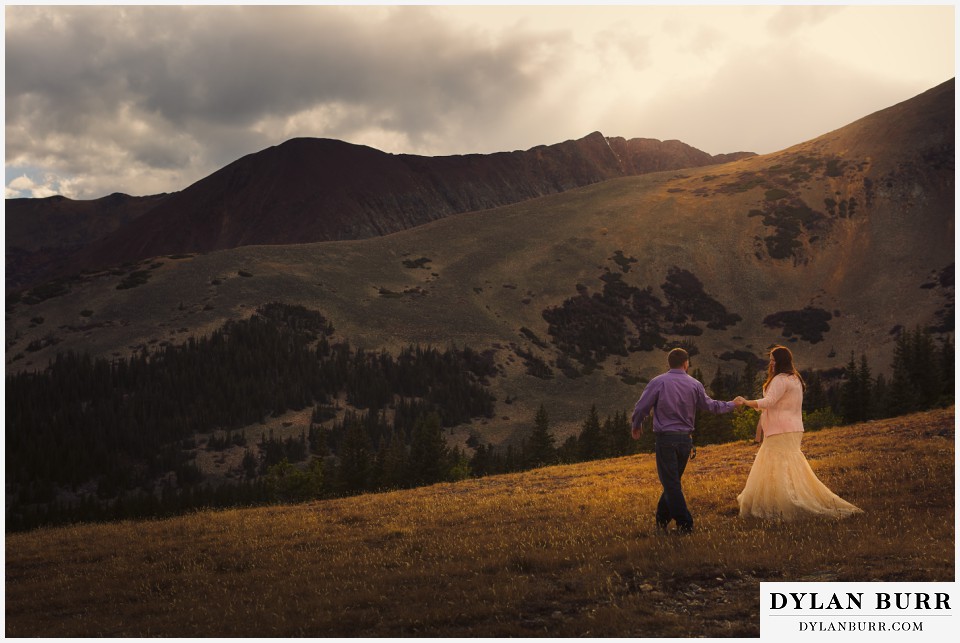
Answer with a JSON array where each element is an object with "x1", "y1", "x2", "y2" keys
[
  {"x1": 602, "y1": 411, "x2": 632, "y2": 456},
  {"x1": 408, "y1": 413, "x2": 447, "y2": 486},
  {"x1": 446, "y1": 447, "x2": 472, "y2": 481},
  {"x1": 577, "y1": 405, "x2": 603, "y2": 461},
  {"x1": 840, "y1": 352, "x2": 864, "y2": 423},
  {"x1": 694, "y1": 366, "x2": 733, "y2": 445},
  {"x1": 857, "y1": 354, "x2": 875, "y2": 420},
  {"x1": 940, "y1": 337, "x2": 954, "y2": 406},
  {"x1": 803, "y1": 371, "x2": 828, "y2": 412},
  {"x1": 303, "y1": 457, "x2": 325, "y2": 499},
  {"x1": 556, "y1": 435, "x2": 581, "y2": 463},
  {"x1": 502, "y1": 444, "x2": 521, "y2": 472},
  {"x1": 737, "y1": 358, "x2": 760, "y2": 399},
  {"x1": 913, "y1": 328, "x2": 941, "y2": 409},
  {"x1": 873, "y1": 373, "x2": 889, "y2": 419},
  {"x1": 887, "y1": 330, "x2": 919, "y2": 416},
  {"x1": 309, "y1": 426, "x2": 331, "y2": 457},
  {"x1": 888, "y1": 327, "x2": 939, "y2": 416},
  {"x1": 525, "y1": 404, "x2": 557, "y2": 468},
  {"x1": 370, "y1": 439, "x2": 388, "y2": 490},
  {"x1": 241, "y1": 449, "x2": 258, "y2": 479},
  {"x1": 469, "y1": 443, "x2": 492, "y2": 477},
  {"x1": 709, "y1": 366, "x2": 728, "y2": 400},
  {"x1": 337, "y1": 419, "x2": 372, "y2": 493},
  {"x1": 380, "y1": 429, "x2": 409, "y2": 490}
]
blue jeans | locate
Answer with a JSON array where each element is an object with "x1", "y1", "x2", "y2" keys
[{"x1": 654, "y1": 432, "x2": 693, "y2": 532}]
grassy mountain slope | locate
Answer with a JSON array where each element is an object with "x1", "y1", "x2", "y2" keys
[
  {"x1": 5, "y1": 407, "x2": 954, "y2": 637},
  {"x1": 4, "y1": 192, "x2": 170, "y2": 291},
  {"x1": 9, "y1": 133, "x2": 750, "y2": 289},
  {"x1": 6, "y1": 82, "x2": 953, "y2": 448}
]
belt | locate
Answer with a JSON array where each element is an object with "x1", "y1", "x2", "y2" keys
[{"x1": 655, "y1": 431, "x2": 692, "y2": 435}]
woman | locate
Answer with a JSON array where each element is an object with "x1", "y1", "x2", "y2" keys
[{"x1": 734, "y1": 345, "x2": 862, "y2": 520}]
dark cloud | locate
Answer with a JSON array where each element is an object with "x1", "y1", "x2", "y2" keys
[
  {"x1": 5, "y1": 5, "x2": 951, "y2": 199},
  {"x1": 5, "y1": 5, "x2": 565, "y2": 197}
]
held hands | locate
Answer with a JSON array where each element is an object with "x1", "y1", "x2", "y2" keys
[{"x1": 732, "y1": 396, "x2": 747, "y2": 407}]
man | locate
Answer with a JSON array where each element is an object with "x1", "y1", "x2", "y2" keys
[{"x1": 631, "y1": 348, "x2": 741, "y2": 534}]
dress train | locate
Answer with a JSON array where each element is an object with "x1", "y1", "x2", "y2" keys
[{"x1": 737, "y1": 431, "x2": 862, "y2": 520}]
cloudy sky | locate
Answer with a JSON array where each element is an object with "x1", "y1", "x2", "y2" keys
[{"x1": 4, "y1": 3, "x2": 955, "y2": 200}]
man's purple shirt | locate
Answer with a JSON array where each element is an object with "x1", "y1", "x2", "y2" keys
[{"x1": 631, "y1": 368, "x2": 735, "y2": 433}]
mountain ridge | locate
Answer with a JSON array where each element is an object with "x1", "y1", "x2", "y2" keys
[
  {"x1": 4, "y1": 191, "x2": 171, "y2": 290},
  {"x1": 6, "y1": 132, "x2": 753, "y2": 289}
]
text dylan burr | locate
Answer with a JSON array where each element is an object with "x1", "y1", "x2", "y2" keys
[{"x1": 770, "y1": 592, "x2": 951, "y2": 611}]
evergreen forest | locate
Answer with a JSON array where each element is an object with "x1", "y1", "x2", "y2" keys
[
  {"x1": 5, "y1": 300, "x2": 952, "y2": 532},
  {"x1": 6, "y1": 303, "x2": 495, "y2": 531}
]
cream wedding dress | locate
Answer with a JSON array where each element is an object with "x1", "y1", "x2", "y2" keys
[{"x1": 737, "y1": 430, "x2": 862, "y2": 520}]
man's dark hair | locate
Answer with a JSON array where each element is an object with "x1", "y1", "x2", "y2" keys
[{"x1": 667, "y1": 348, "x2": 689, "y2": 369}]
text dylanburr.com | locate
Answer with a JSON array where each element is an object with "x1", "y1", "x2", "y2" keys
[{"x1": 761, "y1": 582, "x2": 956, "y2": 639}]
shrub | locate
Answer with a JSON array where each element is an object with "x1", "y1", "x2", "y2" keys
[
  {"x1": 26, "y1": 336, "x2": 57, "y2": 352},
  {"x1": 116, "y1": 271, "x2": 151, "y2": 290},
  {"x1": 402, "y1": 257, "x2": 432, "y2": 269},
  {"x1": 731, "y1": 408, "x2": 759, "y2": 441},
  {"x1": 545, "y1": 268, "x2": 739, "y2": 364},
  {"x1": 556, "y1": 354, "x2": 581, "y2": 379},
  {"x1": 719, "y1": 350, "x2": 761, "y2": 365},
  {"x1": 257, "y1": 303, "x2": 333, "y2": 337},
  {"x1": 610, "y1": 250, "x2": 638, "y2": 273},
  {"x1": 23, "y1": 280, "x2": 69, "y2": 304},
  {"x1": 661, "y1": 267, "x2": 741, "y2": 330},
  {"x1": 803, "y1": 407, "x2": 843, "y2": 431},
  {"x1": 764, "y1": 229, "x2": 803, "y2": 259},
  {"x1": 718, "y1": 172, "x2": 766, "y2": 194},
  {"x1": 763, "y1": 307, "x2": 833, "y2": 343},
  {"x1": 672, "y1": 324, "x2": 703, "y2": 336},
  {"x1": 514, "y1": 347, "x2": 554, "y2": 379},
  {"x1": 542, "y1": 292, "x2": 629, "y2": 364},
  {"x1": 519, "y1": 327, "x2": 548, "y2": 348},
  {"x1": 264, "y1": 458, "x2": 324, "y2": 503},
  {"x1": 757, "y1": 200, "x2": 825, "y2": 260}
]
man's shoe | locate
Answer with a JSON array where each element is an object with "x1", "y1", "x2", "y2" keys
[
  {"x1": 676, "y1": 523, "x2": 693, "y2": 536},
  {"x1": 655, "y1": 519, "x2": 669, "y2": 534}
]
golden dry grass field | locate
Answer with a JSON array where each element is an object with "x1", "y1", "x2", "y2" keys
[{"x1": 5, "y1": 407, "x2": 954, "y2": 637}]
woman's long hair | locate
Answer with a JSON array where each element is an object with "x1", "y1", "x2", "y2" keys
[{"x1": 762, "y1": 345, "x2": 806, "y2": 393}]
